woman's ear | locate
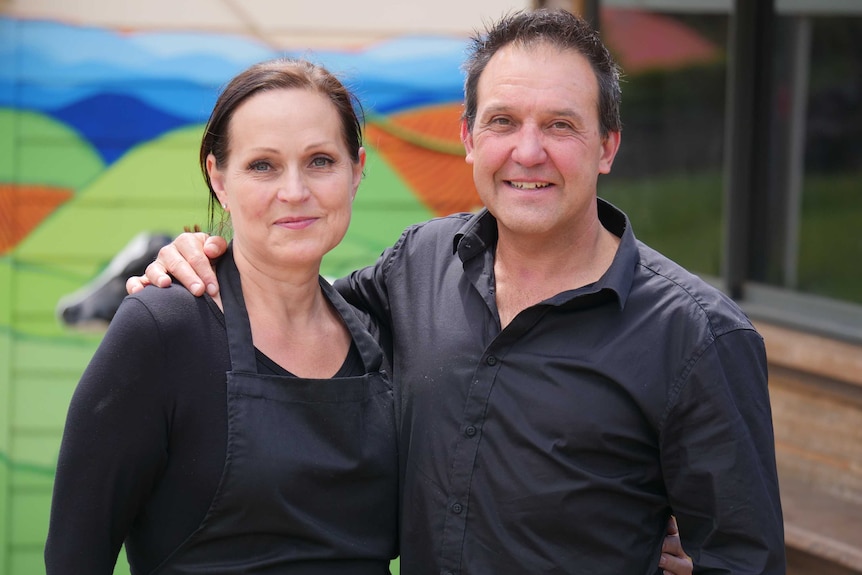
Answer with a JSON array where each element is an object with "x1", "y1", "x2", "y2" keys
[{"x1": 207, "y1": 153, "x2": 228, "y2": 209}]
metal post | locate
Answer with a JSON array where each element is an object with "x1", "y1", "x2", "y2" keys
[{"x1": 722, "y1": 0, "x2": 775, "y2": 299}]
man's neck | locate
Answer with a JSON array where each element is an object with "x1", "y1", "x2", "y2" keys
[{"x1": 492, "y1": 223, "x2": 620, "y2": 328}]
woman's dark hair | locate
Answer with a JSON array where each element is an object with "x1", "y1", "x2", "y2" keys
[
  {"x1": 200, "y1": 58, "x2": 364, "y2": 231},
  {"x1": 462, "y1": 9, "x2": 622, "y2": 137}
]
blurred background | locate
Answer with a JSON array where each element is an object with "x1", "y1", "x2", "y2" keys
[{"x1": 1, "y1": 0, "x2": 861, "y2": 573}]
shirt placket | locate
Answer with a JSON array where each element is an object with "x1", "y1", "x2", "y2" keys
[
  {"x1": 438, "y1": 344, "x2": 505, "y2": 575},
  {"x1": 436, "y1": 242, "x2": 501, "y2": 575},
  {"x1": 437, "y1": 292, "x2": 561, "y2": 574}
]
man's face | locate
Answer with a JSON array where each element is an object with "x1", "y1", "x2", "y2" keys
[{"x1": 462, "y1": 41, "x2": 620, "y2": 242}]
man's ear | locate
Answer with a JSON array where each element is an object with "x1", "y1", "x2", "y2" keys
[
  {"x1": 461, "y1": 119, "x2": 475, "y2": 165},
  {"x1": 599, "y1": 130, "x2": 622, "y2": 175},
  {"x1": 350, "y1": 147, "x2": 366, "y2": 202}
]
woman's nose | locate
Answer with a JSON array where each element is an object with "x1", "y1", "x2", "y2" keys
[{"x1": 276, "y1": 170, "x2": 310, "y2": 202}]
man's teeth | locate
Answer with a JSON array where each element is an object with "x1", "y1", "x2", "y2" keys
[{"x1": 510, "y1": 181, "x2": 550, "y2": 190}]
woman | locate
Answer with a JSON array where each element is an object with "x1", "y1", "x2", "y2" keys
[{"x1": 45, "y1": 59, "x2": 397, "y2": 574}]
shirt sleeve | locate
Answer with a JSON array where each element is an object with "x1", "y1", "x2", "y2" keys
[
  {"x1": 661, "y1": 327, "x2": 786, "y2": 574},
  {"x1": 45, "y1": 296, "x2": 171, "y2": 575},
  {"x1": 334, "y1": 246, "x2": 395, "y2": 327}
]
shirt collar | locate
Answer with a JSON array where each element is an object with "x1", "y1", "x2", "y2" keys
[
  {"x1": 593, "y1": 198, "x2": 637, "y2": 310},
  {"x1": 452, "y1": 198, "x2": 638, "y2": 310},
  {"x1": 452, "y1": 208, "x2": 497, "y2": 260}
]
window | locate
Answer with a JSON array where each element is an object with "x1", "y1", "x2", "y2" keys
[{"x1": 600, "y1": 0, "x2": 862, "y2": 341}]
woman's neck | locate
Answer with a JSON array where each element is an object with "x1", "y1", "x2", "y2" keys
[{"x1": 230, "y1": 245, "x2": 352, "y2": 378}]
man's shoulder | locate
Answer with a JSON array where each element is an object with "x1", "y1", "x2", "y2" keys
[
  {"x1": 400, "y1": 212, "x2": 476, "y2": 240},
  {"x1": 634, "y1": 242, "x2": 755, "y2": 336},
  {"x1": 387, "y1": 211, "x2": 479, "y2": 259}
]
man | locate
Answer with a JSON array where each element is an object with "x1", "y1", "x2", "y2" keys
[{"x1": 131, "y1": 9, "x2": 784, "y2": 573}]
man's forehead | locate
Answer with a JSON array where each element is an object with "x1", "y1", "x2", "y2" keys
[
  {"x1": 478, "y1": 42, "x2": 593, "y2": 83},
  {"x1": 474, "y1": 43, "x2": 599, "y2": 111}
]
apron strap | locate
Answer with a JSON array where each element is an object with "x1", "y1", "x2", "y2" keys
[
  {"x1": 319, "y1": 278, "x2": 384, "y2": 373},
  {"x1": 217, "y1": 244, "x2": 258, "y2": 374}
]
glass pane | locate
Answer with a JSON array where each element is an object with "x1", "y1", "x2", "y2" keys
[
  {"x1": 597, "y1": 7, "x2": 729, "y2": 277},
  {"x1": 795, "y1": 15, "x2": 862, "y2": 304}
]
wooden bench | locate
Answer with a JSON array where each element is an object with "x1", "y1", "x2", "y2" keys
[{"x1": 756, "y1": 321, "x2": 862, "y2": 575}]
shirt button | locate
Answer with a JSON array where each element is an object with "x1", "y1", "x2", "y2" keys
[
  {"x1": 451, "y1": 502, "x2": 463, "y2": 514},
  {"x1": 486, "y1": 355, "x2": 497, "y2": 366},
  {"x1": 465, "y1": 425, "x2": 477, "y2": 437}
]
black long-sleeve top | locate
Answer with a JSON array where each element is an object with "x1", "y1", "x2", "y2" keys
[{"x1": 45, "y1": 276, "x2": 394, "y2": 574}]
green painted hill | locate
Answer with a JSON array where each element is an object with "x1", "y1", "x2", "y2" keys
[{"x1": 0, "y1": 108, "x2": 104, "y2": 190}]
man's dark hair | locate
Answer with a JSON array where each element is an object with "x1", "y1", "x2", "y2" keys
[{"x1": 462, "y1": 9, "x2": 622, "y2": 137}]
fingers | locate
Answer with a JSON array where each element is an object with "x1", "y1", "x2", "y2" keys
[
  {"x1": 203, "y1": 235, "x2": 228, "y2": 259},
  {"x1": 659, "y1": 551, "x2": 692, "y2": 575},
  {"x1": 201, "y1": 235, "x2": 229, "y2": 295},
  {"x1": 659, "y1": 516, "x2": 691, "y2": 575},
  {"x1": 661, "y1": 531, "x2": 683, "y2": 557},
  {"x1": 132, "y1": 233, "x2": 223, "y2": 297},
  {"x1": 142, "y1": 253, "x2": 174, "y2": 289},
  {"x1": 187, "y1": 233, "x2": 225, "y2": 296},
  {"x1": 149, "y1": 236, "x2": 201, "y2": 296},
  {"x1": 163, "y1": 232, "x2": 223, "y2": 297},
  {"x1": 125, "y1": 274, "x2": 151, "y2": 295}
]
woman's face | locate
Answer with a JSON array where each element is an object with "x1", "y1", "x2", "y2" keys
[{"x1": 208, "y1": 88, "x2": 364, "y2": 273}]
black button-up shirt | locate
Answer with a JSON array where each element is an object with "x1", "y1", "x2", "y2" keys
[{"x1": 337, "y1": 199, "x2": 785, "y2": 574}]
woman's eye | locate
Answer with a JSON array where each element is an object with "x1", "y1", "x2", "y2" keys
[
  {"x1": 311, "y1": 157, "x2": 334, "y2": 168},
  {"x1": 249, "y1": 161, "x2": 271, "y2": 172}
]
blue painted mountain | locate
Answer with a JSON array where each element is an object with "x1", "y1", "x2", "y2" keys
[
  {"x1": 52, "y1": 92, "x2": 197, "y2": 164},
  {"x1": 1, "y1": 17, "x2": 467, "y2": 165}
]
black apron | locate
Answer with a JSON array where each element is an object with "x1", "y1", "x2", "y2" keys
[{"x1": 151, "y1": 249, "x2": 397, "y2": 575}]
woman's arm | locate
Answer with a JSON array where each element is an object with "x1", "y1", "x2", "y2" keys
[{"x1": 45, "y1": 297, "x2": 171, "y2": 574}]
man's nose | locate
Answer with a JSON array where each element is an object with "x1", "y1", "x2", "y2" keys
[{"x1": 511, "y1": 124, "x2": 548, "y2": 166}]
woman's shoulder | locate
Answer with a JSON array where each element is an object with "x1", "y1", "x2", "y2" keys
[{"x1": 119, "y1": 284, "x2": 223, "y2": 338}]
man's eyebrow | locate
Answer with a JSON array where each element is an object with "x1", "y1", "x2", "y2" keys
[
  {"x1": 479, "y1": 104, "x2": 586, "y2": 122},
  {"x1": 477, "y1": 104, "x2": 511, "y2": 117}
]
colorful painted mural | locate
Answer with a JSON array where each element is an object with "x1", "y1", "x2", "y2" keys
[
  {"x1": 0, "y1": 8, "x2": 724, "y2": 572},
  {"x1": 0, "y1": 15, "x2": 481, "y2": 574}
]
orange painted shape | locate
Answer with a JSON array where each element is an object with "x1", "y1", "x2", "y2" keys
[
  {"x1": 367, "y1": 104, "x2": 482, "y2": 217},
  {"x1": 602, "y1": 8, "x2": 719, "y2": 74},
  {"x1": 0, "y1": 184, "x2": 75, "y2": 254}
]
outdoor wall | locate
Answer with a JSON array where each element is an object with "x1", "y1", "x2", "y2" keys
[
  {"x1": 0, "y1": 1, "x2": 746, "y2": 573},
  {"x1": 0, "y1": 2, "x2": 533, "y2": 573}
]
